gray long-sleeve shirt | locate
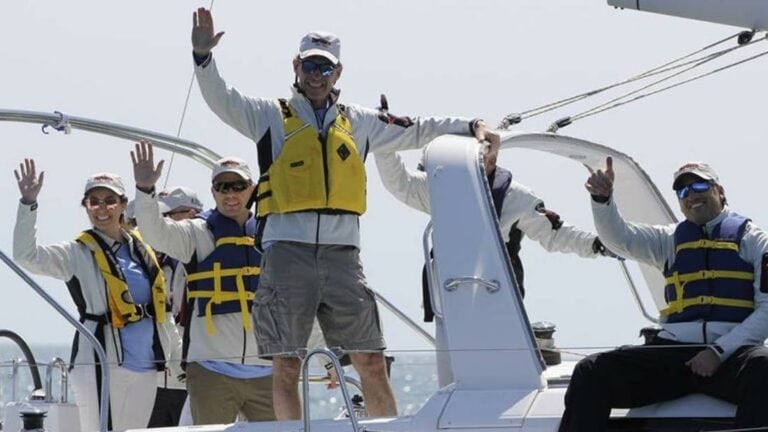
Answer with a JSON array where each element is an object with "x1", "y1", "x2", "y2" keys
[
  {"x1": 195, "y1": 56, "x2": 475, "y2": 247},
  {"x1": 592, "y1": 198, "x2": 768, "y2": 359}
]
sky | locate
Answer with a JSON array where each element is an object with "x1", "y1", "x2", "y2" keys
[{"x1": 2, "y1": 0, "x2": 768, "y2": 358}]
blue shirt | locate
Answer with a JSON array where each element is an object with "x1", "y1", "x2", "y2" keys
[
  {"x1": 199, "y1": 361, "x2": 272, "y2": 379},
  {"x1": 115, "y1": 244, "x2": 155, "y2": 372}
]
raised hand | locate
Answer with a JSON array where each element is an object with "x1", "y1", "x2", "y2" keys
[
  {"x1": 15, "y1": 159, "x2": 45, "y2": 204},
  {"x1": 473, "y1": 120, "x2": 499, "y2": 145},
  {"x1": 192, "y1": 7, "x2": 225, "y2": 56},
  {"x1": 131, "y1": 140, "x2": 165, "y2": 190},
  {"x1": 585, "y1": 156, "x2": 615, "y2": 199}
]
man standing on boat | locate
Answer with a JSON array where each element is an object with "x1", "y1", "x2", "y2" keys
[
  {"x1": 559, "y1": 158, "x2": 768, "y2": 430},
  {"x1": 190, "y1": 7, "x2": 498, "y2": 419},
  {"x1": 132, "y1": 143, "x2": 275, "y2": 425}
]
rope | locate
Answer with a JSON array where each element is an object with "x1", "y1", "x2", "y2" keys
[
  {"x1": 562, "y1": 38, "x2": 768, "y2": 128},
  {"x1": 498, "y1": 30, "x2": 758, "y2": 129},
  {"x1": 161, "y1": 0, "x2": 216, "y2": 190}
]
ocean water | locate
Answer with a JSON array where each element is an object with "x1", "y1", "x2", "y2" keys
[{"x1": 0, "y1": 343, "x2": 438, "y2": 423}]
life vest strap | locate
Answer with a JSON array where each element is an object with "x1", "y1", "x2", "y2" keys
[
  {"x1": 664, "y1": 269, "x2": 754, "y2": 286},
  {"x1": 676, "y1": 239, "x2": 740, "y2": 253},
  {"x1": 187, "y1": 265, "x2": 259, "y2": 334},
  {"x1": 215, "y1": 236, "x2": 255, "y2": 247},
  {"x1": 660, "y1": 295, "x2": 755, "y2": 317}
]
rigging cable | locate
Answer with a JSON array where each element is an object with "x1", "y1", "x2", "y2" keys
[
  {"x1": 548, "y1": 33, "x2": 768, "y2": 132},
  {"x1": 498, "y1": 30, "x2": 757, "y2": 129},
  {"x1": 162, "y1": 0, "x2": 216, "y2": 190}
]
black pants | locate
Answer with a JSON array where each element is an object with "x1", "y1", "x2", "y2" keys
[
  {"x1": 558, "y1": 339, "x2": 768, "y2": 432},
  {"x1": 147, "y1": 387, "x2": 187, "y2": 428}
]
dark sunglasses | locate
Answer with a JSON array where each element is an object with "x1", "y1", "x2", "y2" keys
[
  {"x1": 301, "y1": 59, "x2": 336, "y2": 77},
  {"x1": 675, "y1": 181, "x2": 712, "y2": 200},
  {"x1": 85, "y1": 195, "x2": 121, "y2": 209},
  {"x1": 212, "y1": 180, "x2": 250, "y2": 194}
]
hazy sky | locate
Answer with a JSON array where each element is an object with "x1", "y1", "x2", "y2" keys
[{"x1": 2, "y1": 0, "x2": 767, "y2": 358}]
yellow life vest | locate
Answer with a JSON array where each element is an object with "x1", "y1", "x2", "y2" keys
[
  {"x1": 256, "y1": 100, "x2": 366, "y2": 216},
  {"x1": 77, "y1": 230, "x2": 167, "y2": 329}
]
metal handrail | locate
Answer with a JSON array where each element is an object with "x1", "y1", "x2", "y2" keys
[
  {"x1": 301, "y1": 348, "x2": 361, "y2": 432},
  {"x1": 371, "y1": 290, "x2": 435, "y2": 346},
  {"x1": 619, "y1": 260, "x2": 660, "y2": 324},
  {"x1": 0, "y1": 109, "x2": 222, "y2": 168},
  {"x1": 44, "y1": 357, "x2": 69, "y2": 403},
  {"x1": 0, "y1": 249, "x2": 109, "y2": 432},
  {"x1": 444, "y1": 277, "x2": 500, "y2": 293}
]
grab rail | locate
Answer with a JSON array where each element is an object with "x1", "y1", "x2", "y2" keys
[
  {"x1": 44, "y1": 357, "x2": 69, "y2": 403},
  {"x1": 0, "y1": 109, "x2": 221, "y2": 168},
  {"x1": 301, "y1": 348, "x2": 361, "y2": 432}
]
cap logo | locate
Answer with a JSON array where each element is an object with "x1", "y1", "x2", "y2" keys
[
  {"x1": 220, "y1": 159, "x2": 241, "y2": 167},
  {"x1": 92, "y1": 175, "x2": 114, "y2": 181},
  {"x1": 311, "y1": 36, "x2": 332, "y2": 46},
  {"x1": 678, "y1": 162, "x2": 701, "y2": 171}
]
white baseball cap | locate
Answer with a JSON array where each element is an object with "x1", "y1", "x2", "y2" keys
[
  {"x1": 672, "y1": 161, "x2": 720, "y2": 190},
  {"x1": 158, "y1": 186, "x2": 204, "y2": 214},
  {"x1": 211, "y1": 157, "x2": 253, "y2": 182},
  {"x1": 299, "y1": 31, "x2": 341, "y2": 65},
  {"x1": 84, "y1": 173, "x2": 126, "y2": 196}
]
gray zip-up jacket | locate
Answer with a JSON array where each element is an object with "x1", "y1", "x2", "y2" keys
[
  {"x1": 592, "y1": 199, "x2": 768, "y2": 359},
  {"x1": 195, "y1": 56, "x2": 475, "y2": 247}
]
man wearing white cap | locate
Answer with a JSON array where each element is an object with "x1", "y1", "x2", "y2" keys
[
  {"x1": 132, "y1": 142, "x2": 274, "y2": 425},
  {"x1": 557, "y1": 158, "x2": 768, "y2": 431},
  {"x1": 190, "y1": 7, "x2": 501, "y2": 420}
]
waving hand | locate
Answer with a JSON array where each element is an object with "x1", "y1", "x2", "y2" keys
[
  {"x1": 192, "y1": 7, "x2": 225, "y2": 56},
  {"x1": 14, "y1": 158, "x2": 45, "y2": 204},
  {"x1": 131, "y1": 140, "x2": 165, "y2": 190}
]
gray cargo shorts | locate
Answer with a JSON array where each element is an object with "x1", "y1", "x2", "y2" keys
[{"x1": 253, "y1": 241, "x2": 385, "y2": 357}]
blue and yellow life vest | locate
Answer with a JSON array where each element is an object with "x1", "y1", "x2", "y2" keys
[
  {"x1": 185, "y1": 210, "x2": 261, "y2": 335},
  {"x1": 255, "y1": 99, "x2": 366, "y2": 216},
  {"x1": 76, "y1": 230, "x2": 167, "y2": 329},
  {"x1": 661, "y1": 213, "x2": 755, "y2": 323}
]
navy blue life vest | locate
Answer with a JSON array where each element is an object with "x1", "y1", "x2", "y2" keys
[
  {"x1": 185, "y1": 209, "x2": 261, "y2": 334},
  {"x1": 662, "y1": 212, "x2": 755, "y2": 323}
]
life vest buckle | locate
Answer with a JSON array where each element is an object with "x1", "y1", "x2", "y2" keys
[{"x1": 135, "y1": 303, "x2": 154, "y2": 319}]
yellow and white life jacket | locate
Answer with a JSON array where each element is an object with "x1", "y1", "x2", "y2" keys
[{"x1": 256, "y1": 99, "x2": 366, "y2": 216}]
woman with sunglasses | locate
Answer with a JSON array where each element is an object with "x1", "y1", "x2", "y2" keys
[{"x1": 12, "y1": 158, "x2": 182, "y2": 431}]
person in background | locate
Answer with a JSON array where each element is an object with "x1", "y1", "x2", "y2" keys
[
  {"x1": 147, "y1": 186, "x2": 204, "y2": 427},
  {"x1": 13, "y1": 159, "x2": 180, "y2": 431},
  {"x1": 375, "y1": 139, "x2": 612, "y2": 386}
]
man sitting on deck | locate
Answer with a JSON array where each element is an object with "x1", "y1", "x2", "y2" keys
[{"x1": 559, "y1": 159, "x2": 768, "y2": 431}]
